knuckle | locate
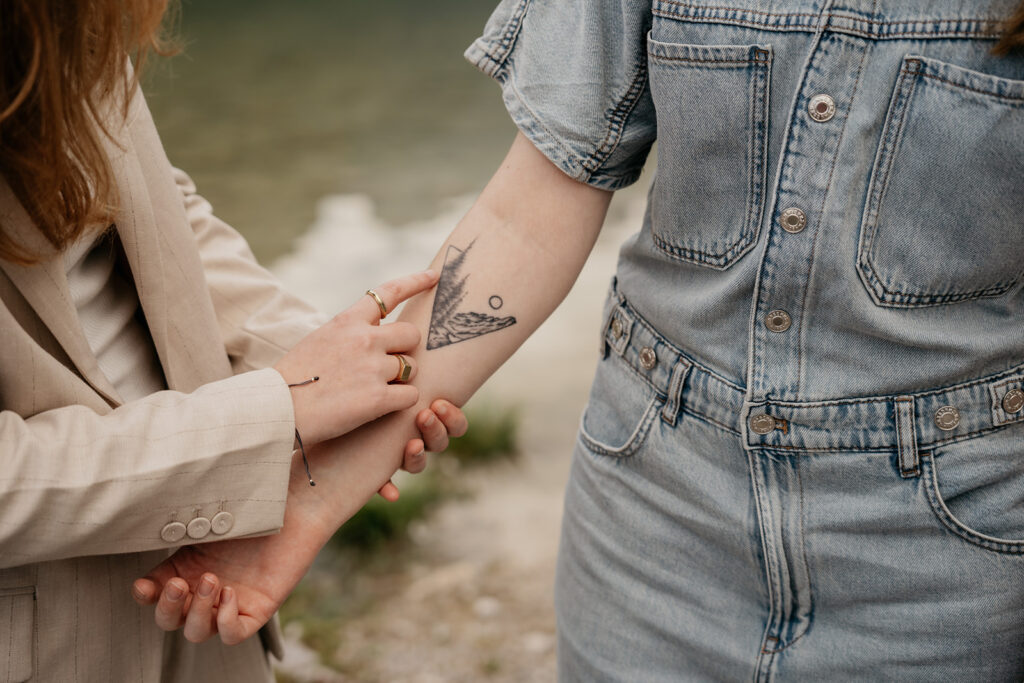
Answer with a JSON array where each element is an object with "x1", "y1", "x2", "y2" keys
[{"x1": 377, "y1": 281, "x2": 399, "y2": 301}]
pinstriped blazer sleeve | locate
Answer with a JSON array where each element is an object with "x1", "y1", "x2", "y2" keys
[
  {"x1": 173, "y1": 168, "x2": 329, "y2": 374},
  {"x1": 0, "y1": 367, "x2": 295, "y2": 570}
]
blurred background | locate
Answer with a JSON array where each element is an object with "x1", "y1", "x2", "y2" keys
[{"x1": 144, "y1": 2, "x2": 647, "y2": 681}]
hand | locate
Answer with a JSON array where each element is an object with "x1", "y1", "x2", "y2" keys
[
  {"x1": 273, "y1": 269, "x2": 438, "y2": 446},
  {"x1": 132, "y1": 398, "x2": 468, "y2": 643},
  {"x1": 377, "y1": 398, "x2": 469, "y2": 501}
]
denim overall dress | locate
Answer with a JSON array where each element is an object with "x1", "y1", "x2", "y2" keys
[{"x1": 468, "y1": 0, "x2": 1024, "y2": 679}]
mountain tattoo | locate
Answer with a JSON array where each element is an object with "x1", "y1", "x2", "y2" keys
[{"x1": 426, "y1": 241, "x2": 516, "y2": 350}]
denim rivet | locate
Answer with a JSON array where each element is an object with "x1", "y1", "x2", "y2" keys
[
  {"x1": 1003, "y1": 389, "x2": 1024, "y2": 415},
  {"x1": 934, "y1": 405, "x2": 961, "y2": 431},
  {"x1": 808, "y1": 94, "x2": 836, "y2": 122},
  {"x1": 780, "y1": 207, "x2": 807, "y2": 234},
  {"x1": 611, "y1": 318, "x2": 623, "y2": 339},
  {"x1": 765, "y1": 310, "x2": 792, "y2": 333},
  {"x1": 750, "y1": 414, "x2": 777, "y2": 435},
  {"x1": 639, "y1": 347, "x2": 657, "y2": 370}
]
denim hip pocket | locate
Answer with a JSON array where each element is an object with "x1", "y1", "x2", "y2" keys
[
  {"x1": 646, "y1": 35, "x2": 771, "y2": 270},
  {"x1": 858, "y1": 55, "x2": 1024, "y2": 308},
  {"x1": 579, "y1": 349, "x2": 663, "y2": 459},
  {"x1": 923, "y1": 423, "x2": 1024, "y2": 555}
]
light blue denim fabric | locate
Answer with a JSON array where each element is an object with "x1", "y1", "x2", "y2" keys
[{"x1": 468, "y1": 1, "x2": 1024, "y2": 680}]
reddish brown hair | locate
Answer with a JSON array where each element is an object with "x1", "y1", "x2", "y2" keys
[
  {"x1": 0, "y1": 0, "x2": 176, "y2": 264},
  {"x1": 994, "y1": 1, "x2": 1024, "y2": 55}
]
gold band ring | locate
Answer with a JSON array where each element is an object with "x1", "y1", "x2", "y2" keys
[
  {"x1": 366, "y1": 289, "x2": 388, "y2": 318},
  {"x1": 393, "y1": 354, "x2": 412, "y2": 383}
]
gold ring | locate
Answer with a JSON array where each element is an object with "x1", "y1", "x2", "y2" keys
[
  {"x1": 393, "y1": 354, "x2": 412, "y2": 382},
  {"x1": 366, "y1": 289, "x2": 387, "y2": 318}
]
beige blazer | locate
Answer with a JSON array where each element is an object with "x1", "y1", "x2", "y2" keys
[{"x1": 0, "y1": 87, "x2": 326, "y2": 682}]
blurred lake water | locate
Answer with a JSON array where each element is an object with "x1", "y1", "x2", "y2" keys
[{"x1": 144, "y1": 0, "x2": 515, "y2": 263}]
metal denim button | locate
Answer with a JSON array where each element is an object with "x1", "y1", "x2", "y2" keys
[
  {"x1": 780, "y1": 208, "x2": 807, "y2": 234},
  {"x1": 765, "y1": 310, "x2": 792, "y2": 333},
  {"x1": 934, "y1": 405, "x2": 961, "y2": 431},
  {"x1": 1003, "y1": 388, "x2": 1024, "y2": 415},
  {"x1": 160, "y1": 521, "x2": 187, "y2": 544},
  {"x1": 610, "y1": 318, "x2": 623, "y2": 339},
  {"x1": 808, "y1": 94, "x2": 836, "y2": 122},
  {"x1": 750, "y1": 413, "x2": 777, "y2": 435},
  {"x1": 639, "y1": 347, "x2": 657, "y2": 370}
]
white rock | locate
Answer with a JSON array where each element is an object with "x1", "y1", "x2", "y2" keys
[
  {"x1": 522, "y1": 631, "x2": 555, "y2": 655},
  {"x1": 473, "y1": 595, "x2": 502, "y2": 619}
]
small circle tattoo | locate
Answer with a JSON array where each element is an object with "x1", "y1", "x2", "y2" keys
[{"x1": 489, "y1": 295, "x2": 504, "y2": 310}]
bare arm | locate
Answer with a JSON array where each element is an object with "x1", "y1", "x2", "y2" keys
[{"x1": 135, "y1": 133, "x2": 613, "y2": 642}]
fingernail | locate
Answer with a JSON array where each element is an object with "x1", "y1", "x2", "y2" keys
[
  {"x1": 131, "y1": 583, "x2": 146, "y2": 601},
  {"x1": 198, "y1": 576, "x2": 215, "y2": 598},
  {"x1": 423, "y1": 269, "x2": 437, "y2": 277},
  {"x1": 166, "y1": 582, "x2": 184, "y2": 601},
  {"x1": 222, "y1": 586, "x2": 234, "y2": 603},
  {"x1": 436, "y1": 403, "x2": 447, "y2": 416},
  {"x1": 415, "y1": 449, "x2": 425, "y2": 459},
  {"x1": 425, "y1": 415, "x2": 436, "y2": 427}
]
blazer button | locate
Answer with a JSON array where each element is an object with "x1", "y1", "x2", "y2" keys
[
  {"x1": 211, "y1": 511, "x2": 235, "y2": 535},
  {"x1": 160, "y1": 521, "x2": 187, "y2": 543},
  {"x1": 187, "y1": 517, "x2": 212, "y2": 539}
]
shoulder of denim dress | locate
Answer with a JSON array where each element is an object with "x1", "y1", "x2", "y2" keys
[
  {"x1": 651, "y1": 0, "x2": 1016, "y2": 39},
  {"x1": 466, "y1": 0, "x2": 657, "y2": 191}
]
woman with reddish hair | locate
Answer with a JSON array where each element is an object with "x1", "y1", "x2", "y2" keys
[{"x1": 0, "y1": 1, "x2": 468, "y2": 680}]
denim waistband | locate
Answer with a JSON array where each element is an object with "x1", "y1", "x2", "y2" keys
[{"x1": 602, "y1": 290, "x2": 1024, "y2": 457}]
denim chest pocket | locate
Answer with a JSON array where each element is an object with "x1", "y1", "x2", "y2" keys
[
  {"x1": 646, "y1": 35, "x2": 772, "y2": 270},
  {"x1": 578, "y1": 351, "x2": 663, "y2": 458},
  {"x1": 923, "y1": 424, "x2": 1024, "y2": 555},
  {"x1": 858, "y1": 55, "x2": 1024, "y2": 308}
]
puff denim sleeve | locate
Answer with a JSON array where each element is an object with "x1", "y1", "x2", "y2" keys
[{"x1": 465, "y1": 0, "x2": 657, "y2": 190}]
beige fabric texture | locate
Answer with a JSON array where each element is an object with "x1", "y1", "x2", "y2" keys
[{"x1": 0, "y1": 85, "x2": 327, "y2": 682}]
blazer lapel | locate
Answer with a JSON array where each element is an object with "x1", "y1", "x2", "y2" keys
[
  {"x1": 0, "y1": 181, "x2": 123, "y2": 405},
  {"x1": 107, "y1": 129, "x2": 177, "y2": 389}
]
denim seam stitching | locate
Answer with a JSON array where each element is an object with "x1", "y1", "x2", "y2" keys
[
  {"x1": 499, "y1": 71, "x2": 583, "y2": 176},
  {"x1": 652, "y1": 2, "x2": 1002, "y2": 38},
  {"x1": 478, "y1": 0, "x2": 531, "y2": 76},
  {"x1": 610, "y1": 296, "x2": 746, "y2": 391},
  {"x1": 918, "y1": 71, "x2": 1024, "y2": 104},
  {"x1": 797, "y1": 31, "x2": 869, "y2": 394},
  {"x1": 648, "y1": 55, "x2": 763, "y2": 65},
  {"x1": 859, "y1": 61, "x2": 920, "y2": 304},
  {"x1": 859, "y1": 60, "x2": 1023, "y2": 305},
  {"x1": 895, "y1": 396, "x2": 920, "y2": 477},
  {"x1": 581, "y1": 57, "x2": 650, "y2": 179},
  {"x1": 577, "y1": 394, "x2": 663, "y2": 458},
  {"x1": 922, "y1": 456, "x2": 1024, "y2": 554},
  {"x1": 990, "y1": 377, "x2": 1024, "y2": 426},
  {"x1": 680, "y1": 405, "x2": 740, "y2": 436},
  {"x1": 650, "y1": 54, "x2": 769, "y2": 268},
  {"x1": 753, "y1": 421, "x2": 1018, "y2": 454}
]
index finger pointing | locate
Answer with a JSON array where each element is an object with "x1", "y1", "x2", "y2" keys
[{"x1": 353, "y1": 270, "x2": 438, "y2": 323}]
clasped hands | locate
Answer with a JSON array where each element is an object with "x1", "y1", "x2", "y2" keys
[{"x1": 130, "y1": 269, "x2": 466, "y2": 644}]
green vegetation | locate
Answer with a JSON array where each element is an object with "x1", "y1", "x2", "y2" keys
[
  {"x1": 444, "y1": 403, "x2": 519, "y2": 467},
  {"x1": 278, "y1": 401, "x2": 520, "y2": 670},
  {"x1": 328, "y1": 470, "x2": 446, "y2": 553},
  {"x1": 327, "y1": 401, "x2": 519, "y2": 556}
]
